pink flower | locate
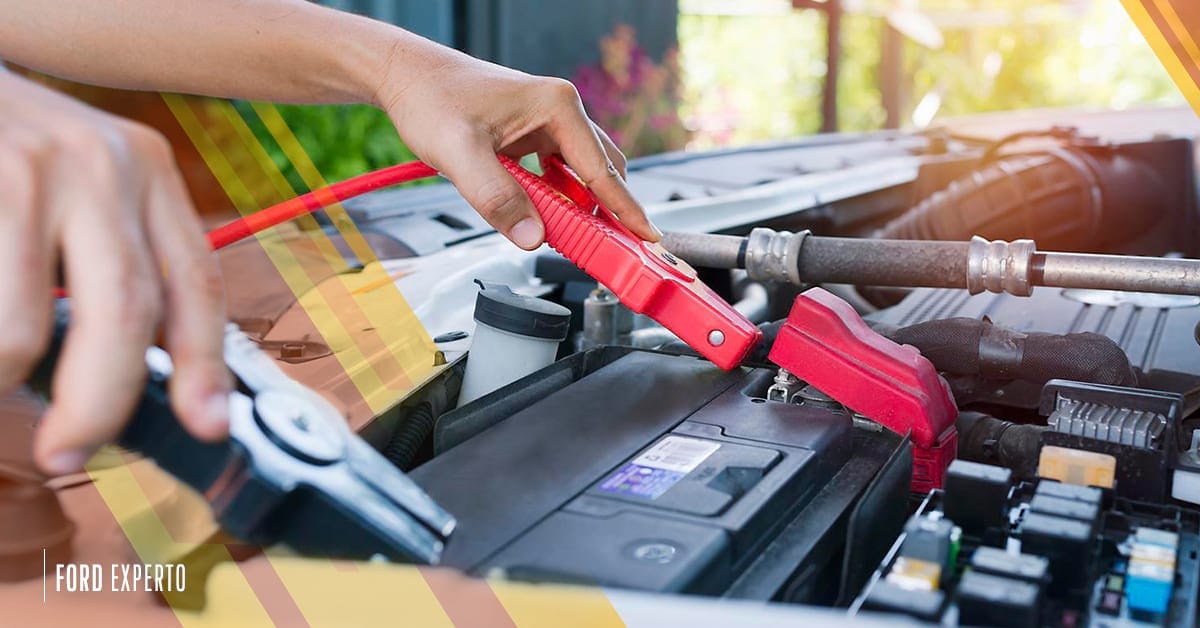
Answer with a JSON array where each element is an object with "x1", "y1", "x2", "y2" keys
[
  {"x1": 649, "y1": 113, "x2": 675, "y2": 132},
  {"x1": 569, "y1": 23, "x2": 688, "y2": 156}
]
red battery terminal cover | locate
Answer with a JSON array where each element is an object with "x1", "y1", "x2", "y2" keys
[
  {"x1": 501, "y1": 155, "x2": 761, "y2": 370},
  {"x1": 767, "y1": 288, "x2": 958, "y2": 492}
]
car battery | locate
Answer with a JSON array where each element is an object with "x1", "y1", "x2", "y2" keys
[{"x1": 411, "y1": 348, "x2": 908, "y2": 598}]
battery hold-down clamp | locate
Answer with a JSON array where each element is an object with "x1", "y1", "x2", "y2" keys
[{"x1": 767, "y1": 288, "x2": 958, "y2": 492}]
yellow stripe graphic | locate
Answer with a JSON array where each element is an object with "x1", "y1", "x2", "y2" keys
[
  {"x1": 164, "y1": 95, "x2": 437, "y2": 413},
  {"x1": 491, "y1": 580, "x2": 627, "y2": 628},
  {"x1": 1151, "y1": 0, "x2": 1200, "y2": 67},
  {"x1": 83, "y1": 454, "x2": 273, "y2": 626},
  {"x1": 250, "y1": 102, "x2": 384, "y2": 268},
  {"x1": 1122, "y1": 0, "x2": 1200, "y2": 114}
]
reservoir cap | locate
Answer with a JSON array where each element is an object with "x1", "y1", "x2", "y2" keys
[{"x1": 473, "y1": 280, "x2": 571, "y2": 341}]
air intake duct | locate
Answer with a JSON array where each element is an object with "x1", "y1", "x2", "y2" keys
[{"x1": 875, "y1": 146, "x2": 1167, "y2": 251}]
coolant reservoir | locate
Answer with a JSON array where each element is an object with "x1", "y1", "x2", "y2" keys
[{"x1": 457, "y1": 280, "x2": 571, "y2": 407}]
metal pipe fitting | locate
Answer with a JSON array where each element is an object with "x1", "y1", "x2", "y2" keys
[
  {"x1": 662, "y1": 228, "x2": 1200, "y2": 298},
  {"x1": 744, "y1": 228, "x2": 808, "y2": 285},
  {"x1": 661, "y1": 229, "x2": 808, "y2": 284},
  {"x1": 967, "y1": 236, "x2": 1037, "y2": 296}
]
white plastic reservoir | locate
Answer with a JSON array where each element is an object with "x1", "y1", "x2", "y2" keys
[{"x1": 457, "y1": 280, "x2": 572, "y2": 406}]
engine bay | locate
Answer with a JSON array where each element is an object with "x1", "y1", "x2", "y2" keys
[{"x1": 8, "y1": 106, "x2": 1200, "y2": 626}]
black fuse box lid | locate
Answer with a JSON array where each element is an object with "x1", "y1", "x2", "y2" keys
[
  {"x1": 943, "y1": 459, "x2": 1012, "y2": 535},
  {"x1": 970, "y1": 546, "x2": 1050, "y2": 583},
  {"x1": 864, "y1": 581, "x2": 945, "y2": 621},
  {"x1": 1021, "y1": 512, "x2": 1092, "y2": 543}
]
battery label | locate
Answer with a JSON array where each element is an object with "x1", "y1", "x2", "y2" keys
[
  {"x1": 598, "y1": 436, "x2": 720, "y2": 500},
  {"x1": 633, "y1": 436, "x2": 721, "y2": 473}
]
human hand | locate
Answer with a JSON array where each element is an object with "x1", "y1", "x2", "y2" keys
[
  {"x1": 0, "y1": 70, "x2": 230, "y2": 475},
  {"x1": 373, "y1": 41, "x2": 661, "y2": 250}
]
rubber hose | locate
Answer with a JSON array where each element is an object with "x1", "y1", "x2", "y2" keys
[
  {"x1": 882, "y1": 318, "x2": 1137, "y2": 388},
  {"x1": 383, "y1": 402, "x2": 436, "y2": 471},
  {"x1": 956, "y1": 411, "x2": 1046, "y2": 479}
]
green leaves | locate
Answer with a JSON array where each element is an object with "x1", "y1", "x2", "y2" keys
[{"x1": 234, "y1": 101, "x2": 424, "y2": 194}]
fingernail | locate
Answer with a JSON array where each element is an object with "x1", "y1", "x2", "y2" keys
[
  {"x1": 649, "y1": 221, "x2": 664, "y2": 241},
  {"x1": 510, "y1": 218, "x2": 544, "y2": 250},
  {"x1": 44, "y1": 449, "x2": 89, "y2": 476},
  {"x1": 201, "y1": 391, "x2": 230, "y2": 432}
]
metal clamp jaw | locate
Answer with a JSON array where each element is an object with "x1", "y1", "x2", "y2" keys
[
  {"x1": 212, "y1": 328, "x2": 454, "y2": 563},
  {"x1": 767, "y1": 288, "x2": 959, "y2": 492},
  {"x1": 32, "y1": 304, "x2": 455, "y2": 564}
]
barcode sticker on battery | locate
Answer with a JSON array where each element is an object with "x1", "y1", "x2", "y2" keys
[{"x1": 631, "y1": 436, "x2": 720, "y2": 474}]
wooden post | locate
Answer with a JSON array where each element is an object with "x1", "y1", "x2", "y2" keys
[
  {"x1": 881, "y1": 23, "x2": 903, "y2": 129},
  {"x1": 820, "y1": 0, "x2": 842, "y2": 133}
]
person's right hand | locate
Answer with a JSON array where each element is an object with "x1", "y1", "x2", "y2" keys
[
  {"x1": 0, "y1": 69, "x2": 231, "y2": 475},
  {"x1": 372, "y1": 39, "x2": 661, "y2": 251}
]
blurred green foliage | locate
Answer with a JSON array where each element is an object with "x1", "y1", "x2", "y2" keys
[
  {"x1": 679, "y1": 0, "x2": 1184, "y2": 147},
  {"x1": 233, "y1": 101, "x2": 422, "y2": 193},
  {"x1": 902, "y1": 1, "x2": 1181, "y2": 116}
]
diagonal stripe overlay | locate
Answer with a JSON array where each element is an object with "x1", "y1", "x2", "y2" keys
[
  {"x1": 82, "y1": 451, "x2": 273, "y2": 626},
  {"x1": 164, "y1": 94, "x2": 438, "y2": 414},
  {"x1": 489, "y1": 579, "x2": 626, "y2": 628},
  {"x1": 420, "y1": 567, "x2": 518, "y2": 628},
  {"x1": 1122, "y1": 0, "x2": 1200, "y2": 114}
]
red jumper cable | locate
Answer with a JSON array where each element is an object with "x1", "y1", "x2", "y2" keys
[{"x1": 205, "y1": 160, "x2": 438, "y2": 249}]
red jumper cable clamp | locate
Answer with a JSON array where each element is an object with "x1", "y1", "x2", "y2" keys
[
  {"x1": 767, "y1": 287, "x2": 958, "y2": 492},
  {"x1": 500, "y1": 155, "x2": 762, "y2": 370}
]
